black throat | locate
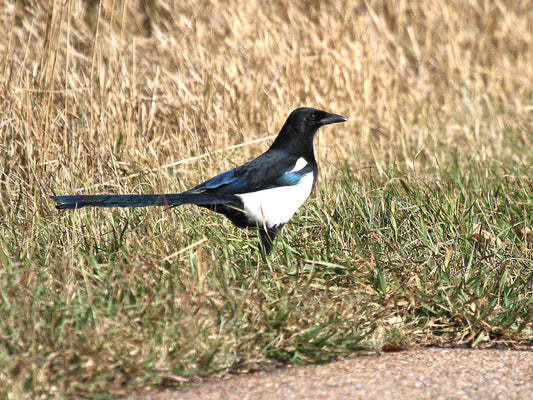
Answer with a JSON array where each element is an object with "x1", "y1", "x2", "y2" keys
[{"x1": 269, "y1": 123, "x2": 318, "y2": 163}]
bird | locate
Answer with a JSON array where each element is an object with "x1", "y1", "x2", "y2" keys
[{"x1": 51, "y1": 107, "x2": 347, "y2": 254}]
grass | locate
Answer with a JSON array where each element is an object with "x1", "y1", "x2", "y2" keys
[{"x1": 1, "y1": 0, "x2": 533, "y2": 398}]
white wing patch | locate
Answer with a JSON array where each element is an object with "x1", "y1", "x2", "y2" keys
[
  {"x1": 236, "y1": 172, "x2": 314, "y2": 228},
  {"x1": 289, "y1": 157, "x2": 308, "y2": 173}
]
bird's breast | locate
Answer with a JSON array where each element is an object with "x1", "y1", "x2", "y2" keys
[{"x1": 236, "y1": 172, "x2": 315, "y2": 228}]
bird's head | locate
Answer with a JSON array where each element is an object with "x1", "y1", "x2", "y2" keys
[
  {"x1": 270, "y1": 107, "x2": 346, "y2": 156},
  {"x1": 288, "y1": 107, "x2": 347, "y2": 135}
]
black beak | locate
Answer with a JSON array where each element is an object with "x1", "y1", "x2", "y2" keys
[{"x1": 319, "y1": 112, "x2": 347, "y2": 126}]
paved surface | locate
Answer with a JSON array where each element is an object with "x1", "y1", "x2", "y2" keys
[{"x1": 129, "y1": 348, "x2": 533, "y2": 400}]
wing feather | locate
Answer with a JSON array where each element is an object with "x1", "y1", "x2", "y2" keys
[{"x1": 186, "y1": 150, "x2": 303, "y2": 194}]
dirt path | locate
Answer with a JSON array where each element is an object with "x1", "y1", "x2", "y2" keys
[{"x1": 129, "y1": 348, "x2": 533, "y2": 400}]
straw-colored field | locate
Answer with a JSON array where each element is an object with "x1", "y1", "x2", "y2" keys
[{"x1": 1, "y1": 0, "x2": 532, "y2": 397}]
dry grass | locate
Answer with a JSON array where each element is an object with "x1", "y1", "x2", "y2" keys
[{"x1": 1, "y1": 0, "x2": 532, "y2": 398}]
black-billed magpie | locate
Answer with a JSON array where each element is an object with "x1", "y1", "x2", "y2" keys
[{"x1": 51, "y1": 107, "x2": 347, "y2": 254}]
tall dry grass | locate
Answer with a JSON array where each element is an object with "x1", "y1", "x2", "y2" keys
[{"x1": 2, "y1": 0, "x2": 531, "y2": 203}]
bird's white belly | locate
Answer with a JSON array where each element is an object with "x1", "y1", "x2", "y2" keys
[{"x1": 236, "y1": 173, "x2": 314, "y2": 228}]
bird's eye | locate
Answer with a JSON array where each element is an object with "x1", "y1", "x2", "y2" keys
[{"x1": 308, "y1": 113, "x2": 317, "y2": 121}]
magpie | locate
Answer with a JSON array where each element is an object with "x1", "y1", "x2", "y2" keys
[{"x1": 51, "y1": 107, "x2": 347, "y2": 254}]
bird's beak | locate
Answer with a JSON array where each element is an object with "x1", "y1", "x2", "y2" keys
[{"x1": 319, "y1": 113, "x2": 347, "y2": 126}]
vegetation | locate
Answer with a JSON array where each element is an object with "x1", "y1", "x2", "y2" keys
[{"x1": 1, "y1": 0, "x2": 532, "y2": 398}]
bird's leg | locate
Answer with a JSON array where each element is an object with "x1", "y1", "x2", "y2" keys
[{"x1": 259, "y1": 224, "x2": 284, "y2": 255}]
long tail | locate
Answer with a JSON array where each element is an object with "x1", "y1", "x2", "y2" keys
[{"x1": 51, "y1": 193, "x2": 236, "y2": 210}]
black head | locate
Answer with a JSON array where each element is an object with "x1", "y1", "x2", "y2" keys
[
  {"x1": 270, "y1": 107, "x2": 346, "y2": 156},
  {"x1": 287, "y1": 107, "x2": 347, "y2": 134}
]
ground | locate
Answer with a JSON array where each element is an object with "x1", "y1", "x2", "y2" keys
[{"x1": 128, "y1": 348, "x2": 533, "y2": 400}]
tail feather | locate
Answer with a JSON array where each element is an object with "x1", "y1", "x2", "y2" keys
[{"x1": 51, "y1": 193, "x2": 236, "y2": 210}]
